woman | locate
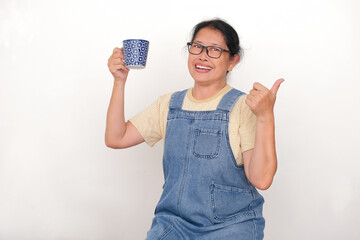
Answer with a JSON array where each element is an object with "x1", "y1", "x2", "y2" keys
[{"x1": 106, "y1": 19, "x2": 283, "y2": 240}]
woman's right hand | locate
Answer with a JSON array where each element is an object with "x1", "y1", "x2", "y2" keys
[{"x1": 107, "y1": 47, "x2": 130, "y2": 83}]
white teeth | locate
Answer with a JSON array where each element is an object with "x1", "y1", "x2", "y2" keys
[{"x1": 196, "y1": 65, "x2": 212, "y2": 70}]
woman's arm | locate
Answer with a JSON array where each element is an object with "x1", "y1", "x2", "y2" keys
[
  {"x1": 105, "y1": 48, "x2": 144, "y2": 149},
  {"x1": 242, "y1": 79, "x2": 284, "y2": 190}
]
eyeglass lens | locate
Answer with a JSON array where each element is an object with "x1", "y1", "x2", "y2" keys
[{"x1": 188, "y1": 43, "x2": 222, "y2": 58}]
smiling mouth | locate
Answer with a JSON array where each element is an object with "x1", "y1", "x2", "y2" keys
[{"x1": 195, "y1": 65, "x2": 213, "y2": 70}]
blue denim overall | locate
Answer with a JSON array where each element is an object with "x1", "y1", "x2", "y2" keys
[{"x1": 146, "y1": 89, "x2": 265, "y2": 240}]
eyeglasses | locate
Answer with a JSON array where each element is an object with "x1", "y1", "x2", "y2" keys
[{"x1": 187, "y1": 42, "x2": 231, "y2": 59}]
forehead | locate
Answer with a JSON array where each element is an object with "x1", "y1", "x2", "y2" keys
[{"x1": 193, "y1": 27, "x2": 227, "y2": 46}]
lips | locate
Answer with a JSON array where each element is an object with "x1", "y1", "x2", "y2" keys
[{"x1": 195, "y1": 64, "x2": 213, "y2": 72}]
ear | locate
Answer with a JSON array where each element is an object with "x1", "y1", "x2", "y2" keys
[{"x1": 227, "y1": 54, "x2": 240, "y2": 72}]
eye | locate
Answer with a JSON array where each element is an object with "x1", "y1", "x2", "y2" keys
[
  {"x1": 193, "y1": 44, "x2": 202, "y2": 48},
  {"x1": 210, "y1": 47, "x2": 221, "y2": 52}
]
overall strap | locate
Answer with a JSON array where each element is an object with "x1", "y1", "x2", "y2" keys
[
  {"x1": 216, "y1": 88, "x2": 245, "y2": 112},
  {"x1": 169, "y1": 89, "x2": 188, "y2": 110}
]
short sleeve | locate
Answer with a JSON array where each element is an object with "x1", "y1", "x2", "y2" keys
[
  {"x1": 129, "y1": 93, "x2": 171, "y2": 147},
  {"x1": 238, "y1": 96, "x2": 257, "y2": 153},
  {"x1": 129, "y1": 99, "x2": 162, "y2": 147}
]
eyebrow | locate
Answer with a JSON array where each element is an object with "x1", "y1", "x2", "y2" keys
[{"x1": 193, "y1": 40, "x2": 221, "y2": 46}]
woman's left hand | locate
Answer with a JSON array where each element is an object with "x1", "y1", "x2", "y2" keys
[{"x1": 245, "y1": 78, "x2": 284, "y2": 120}]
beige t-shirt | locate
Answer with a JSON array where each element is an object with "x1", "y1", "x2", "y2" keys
[{"x1": 129, "y1": 85, "x2": 256, "y2": 165}]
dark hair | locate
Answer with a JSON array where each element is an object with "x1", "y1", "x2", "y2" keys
[{"x1": 191, "y1": 18, "x2": 242, "y2": 59}]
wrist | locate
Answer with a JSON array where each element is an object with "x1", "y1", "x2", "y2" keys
[
  {"x1": 113, "y1": 78, "x2": 126, "y2": 86},
  {"x1": 113, "y1": 79, "x2": 126, "y2": 93},
  {"x1": 256, "y1": 112, "x2": 274, "y2": 124}
]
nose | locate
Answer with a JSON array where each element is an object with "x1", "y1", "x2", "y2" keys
[{"x1": 198, "y1": 47, "x2": 209, "y2": 61}]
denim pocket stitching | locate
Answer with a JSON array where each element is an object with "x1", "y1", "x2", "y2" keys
[
  {"x1": 193, "y1": 128, "x2": 222, "y2": 159},
  {"x1": 212, "y1": 183, "x2": 252, "y2": 194},
  {"x1": 158, "y1": 218, "x2": 174, "y2": 240},
  {"x1": 210, "y1": 183, "x2": 254, "y2": 222}
]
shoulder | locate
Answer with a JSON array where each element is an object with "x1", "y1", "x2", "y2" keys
[
  {"x1": 152, "y1": 88, "x2": 191, "y2": 109},
  {"x1": 154, "y1": 91, "x2": 175, "y2": 114},
  {"x1": 156, "y1": 88, "x2": 189, "y2": 102},
  {"x1": 230, "y1": 88, "x2": 248, "y2": 111},
  {"x1": 229, "y1": 89, "x2": 254, "y2": 120},
  {"x1": 157, "y1": 92, "x2": 173, "y2": 104},
  {"x1": 234, "y1": 94, "x2": 248, "y2": 109}
]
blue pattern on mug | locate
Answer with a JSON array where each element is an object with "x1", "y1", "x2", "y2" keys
[{"x1": 123, "y1": 39, "x2": 149, "y2": 68}]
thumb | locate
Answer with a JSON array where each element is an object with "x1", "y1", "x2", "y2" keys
[{"x1": 270, "y1": 78, "x2": 285, "y2": 95}]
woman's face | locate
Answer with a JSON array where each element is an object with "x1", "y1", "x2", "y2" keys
[{"x1": 188, "y1": 27, "x2": 239, "y2": 86}]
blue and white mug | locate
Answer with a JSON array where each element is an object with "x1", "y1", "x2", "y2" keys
[{"x1": 123, "y1": 39, "x2": 149, "y2": 69}]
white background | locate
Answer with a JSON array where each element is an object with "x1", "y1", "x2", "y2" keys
[{"x1": 1, "y1": 0, "x2": 360, "y2": 239}]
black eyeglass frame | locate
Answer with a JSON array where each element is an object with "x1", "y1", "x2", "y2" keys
[{"x1": 187, "y1": 42, "x2": 231, "y2": 59}]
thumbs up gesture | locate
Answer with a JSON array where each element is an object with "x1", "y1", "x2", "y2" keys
[{"x1": 245, "y1": 79, "x2": 284, "y2": 119}]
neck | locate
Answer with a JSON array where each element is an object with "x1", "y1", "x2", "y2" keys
[{"x1": 192, "y1": 81, "x2": 227, "y2": 100}]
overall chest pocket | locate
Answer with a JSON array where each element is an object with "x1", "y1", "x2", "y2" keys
[{"x1": 193, "y1": 128, "x2": 222, "y2": 159}]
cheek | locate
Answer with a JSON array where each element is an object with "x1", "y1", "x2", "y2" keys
[
  {"x1": 218, "y1": 59, "x2": 231, "y2": 71},
  {"x1": 187, "y1": 56, "x2": 195, "y2": 71},
  {"x1": 213, "y1": 60, "x2": 225, "y2": 71}
]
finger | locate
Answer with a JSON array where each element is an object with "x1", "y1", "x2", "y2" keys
[
  {"x1": 249, "y1": 89, "x2": 257, "y2": 96},
  {"x1": 112, "y1": 49, "x2": 124, "y2": 59},
  {"x1": 113, "y1": 51, "x2": 121, "y2": 56},
  {"x1": 111, "y1": 63, "x2": 128, "y2": 70},
  {"x1": 253, "y1": 82, "x2": 267, "y2": 91},
  {"x1": 108, "y1": 54, "x2": 125, "y2": 65},
  {"x1": 246, "y1": 94, "x2": 256, "y2": 103},
  {"x1": 113, "y1": 47, "x2": 121, "y2": 54},
  {"x1": 122, "y1": 65, "x2": 130, "y2": 72},
  {"x1": 109, "y1": 63, "x2": 128, "y2": 71},
  {"x1": 109, "y1": 65, "x2": 121, "y2": 73},
  {"x1": 116, "y1": 47, "x2": 125, "y2": 58},
  {"x1": 108, "y1": 55, "x2": 121, "y2": 64},
  {"x1": 112, "y1": 58, "x2": 124, "y2": 65},
  {"x1": 108, "y1": 59, "x2": 123, "y2": 68},
  {"x1": 245, "y1": 98, "x2": 254, "y2": 109},
  {"x1": 270, "y1": 78, "x2": 285, "y2": 95},
  {"x1": 117, "y1": 64, "x2": 130, "y2": 72}
]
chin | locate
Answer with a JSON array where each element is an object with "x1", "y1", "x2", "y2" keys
[
  {"x1": 190, "y1": 72, "x2": 209, "y2": 82},
  {"x1": 193, "y1": 76, "x2": 211, "y2": 83}
]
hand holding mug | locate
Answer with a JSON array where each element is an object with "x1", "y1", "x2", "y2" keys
[{"x1": 108, "y1": 47, "x2": 130, "y2": 83}]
